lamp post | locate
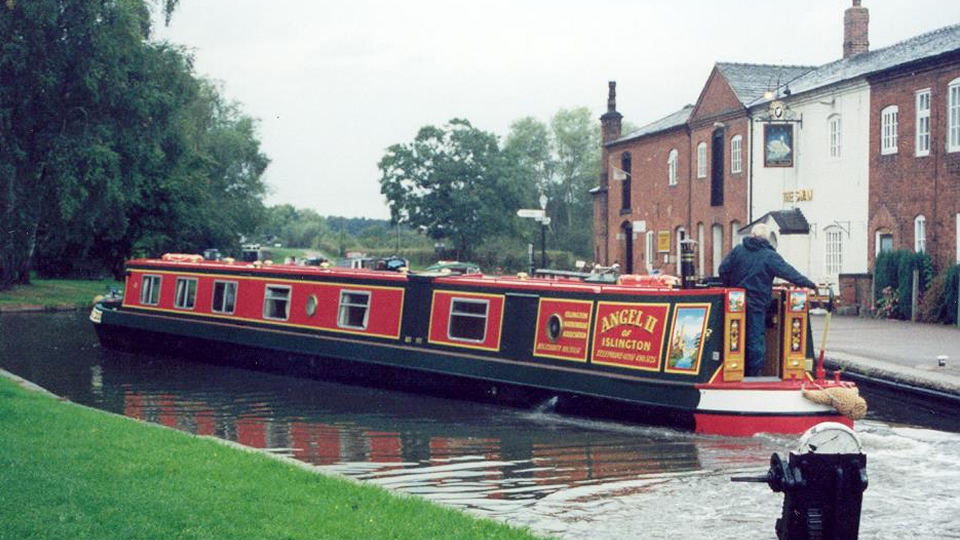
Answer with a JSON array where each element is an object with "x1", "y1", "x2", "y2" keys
[{"x1": 538, "y1": 194, "x2": 548, "y2": 269}]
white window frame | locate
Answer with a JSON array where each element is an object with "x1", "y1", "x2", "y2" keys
[
  {"x1": 949, "y1": 78, "x2": 960, "y2": 153},
  {"x1": 338, "y1": 290, "x2": 371, "y2": 330},
  {"x1": 263, "y1": 284, "x2": 292, "y2": 321},
  {"x1": 448, "y1": 298, "x2": 489, "y2": 343},
  {"x1": 824, "y1": 227, "x2": 843, "y2": 276},
  {"x1": 915, "y1": 215, "x2": 927, "y2": 253},
  {"x1": 667, "y1": 149, "x2": 679, "y2": 186},
  {"x1": 881, "y1": 105, "x2": 899, "y2": 155},
  {"x1": 174, "y1": 277, "x2": 197, "y2": 310},
  {"x1": 697, "y1": 222, "x2": 705, "y2": 277},
  {"x1": 675, "y1": 226, "x2": 686, "y2": 268},
  {"x1": 916, "y1": 89, "x2": 931, "y2": 157},
  {"x1": 212, "y1": 280, "x2": 238, "y2": 315},
  {"x1": 875, "y1": 230, "x2": 893, "y2": 255},
  {"x1": 730, "y1": 221, "x2": 741, "y2": 250},
  {"x1": 696, "y1": 142, "x2": 707, "y2": 178},
  {"x1": 711, "y1": 224, "x2": 723, "y2": 276},
  {"x1": 645, "y1": 230, "x2": 655, "y2": 273},
  {"x1": 140, "y1": 275, "x2": 162, "y2": 306},
  {"x1": 730, "y1": 135, "x2": 742, "y2": 174},
  {"x1": 828, "y1": 114, "x2": 842, "y2": 158}
]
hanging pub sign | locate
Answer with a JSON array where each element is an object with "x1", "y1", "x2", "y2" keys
[{"x1": 764, "y1": 123, "x2": 794, "y2": 167}]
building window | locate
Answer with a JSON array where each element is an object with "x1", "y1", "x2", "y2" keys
[
  {"x1": 697, "y1": 223, "x2": 705, "y2": 276},
  {"x1": 916, "y1": 89, "x2": 931, "y2": 157},
  {"x1": 263, "y1": 285, "x2": 291, "y2": 321},
  {"x1": 828, "y1": 115, "x2": 842, "y2": 158},
  {"x1": 174, "y1": 277, "x2": 197, "y2": 310},
  {"x1": 881, "y1": 105, "x2": 899, "y2": 155},
  {"x1": 338, "y1": 290, "x2": 370, "y2": 329},
  {"x1": 730, "y1": 221, "x2": 741, "y2": 249},
  {"x1": 825, "y1": 227, "x2": 843, "y2": 276},
  {"x1": 915, "y1": 215, "x2": 926, "y2": 253},
  {"x1": 957, "y1": 214, "x2": 960, "y2": 263},
  {"x1": 448, "y1": 298, "x2": 488, "y2": 342},
  {"x1": 876, "y1": 230, "x2": 893, "y2": 255},
  {"x1": 645, "y1": 230, "x2": 655, "y2": 272},
  {"x1": 675, "y1": 226, "x2": 686, "y2": 270},
  {"x1": 949, "y1": 78, "x2": 960, "y2": 152},
  {"x1": 696, "y1": 142, "x2": 707, "y2": 178},
  {"x1": 620, "y1": 152, "x2": 632, "y2": 211},
  {"x1": 712, "y1": 224, "x2": 723, "y2": 276},
  {"x1": 212, "y1": 281, "x2": 238, "y2": 314},
  {"x1": 667, "y1": 149, "x2": 678, "y2": 186},
  {"x1": 730, "y1": 135, "x2": 742, "y2": 174},
  {"x1": 140, "y1": 275, "x2": 161, "y2": 306}
]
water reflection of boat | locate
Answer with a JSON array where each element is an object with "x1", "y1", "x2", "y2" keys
[{"x1": 91, "y1": 254, "x2": 856, "y2": 436}]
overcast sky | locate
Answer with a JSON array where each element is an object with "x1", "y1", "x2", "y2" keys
[{"x1": 153, "y1": 0, "x2": 960, "y2": 219}]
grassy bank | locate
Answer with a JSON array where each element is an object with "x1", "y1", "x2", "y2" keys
[
  {"x1": 0, "y1": 278, "x2": 122, "y2": 309},
  {"x1": 0, "y1": 376, "x2": 542, "y2": 540}
]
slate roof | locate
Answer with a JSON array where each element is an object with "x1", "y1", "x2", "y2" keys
[
  {"x1": 715, "y1": 63, "x2": 816, "y2": 106},
  {"x1": 743, "y1": 209, "x2": 811, "y2": 235},
  {"x1": 749, "y1": 23, "x2": 960, "y2": 107},
  {"x1": 607, "y1": 105, "x2": 693, "y2": 145}
]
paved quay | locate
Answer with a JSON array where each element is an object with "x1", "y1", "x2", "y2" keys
[{"x1": 809, "y1": 314, "x2": 960, "y2": 402}]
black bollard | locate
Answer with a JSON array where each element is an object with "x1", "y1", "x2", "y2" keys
[
  {"x1": 680, "y1": 238, "x2": 697, "y2": 289},
  {"x1": 732, "y1": 422, "x2": 868, "y2": 539}
]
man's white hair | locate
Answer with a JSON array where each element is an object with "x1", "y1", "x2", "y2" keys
[{"x1": 751, "y1": 223, "x2": 771, "y2": 241}]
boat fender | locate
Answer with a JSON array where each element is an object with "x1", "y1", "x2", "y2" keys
[
  {"x1": 616, "y1": 274, "x2": 680, "y2": 288},
  {"x1": 801, "y1": 384, "x2": 867, "y2": 421},
  {"x1": 517, "y1": 272, "x2": 528, "y2": 280},
  {"x1": 223, "y1": 257, "x2": 235, "y2": 264}
]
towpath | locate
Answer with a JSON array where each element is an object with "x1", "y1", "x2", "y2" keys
[{"x1": 810, "y1": 314, "x2": 960, "y2": 401}]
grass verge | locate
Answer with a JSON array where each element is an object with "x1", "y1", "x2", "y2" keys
[
  {"x1": 0, "y1": 376, "x2": 543, "y2": 540},
  {"x1": 0, "y1": 278, "x2": 122, "y2": 309}
]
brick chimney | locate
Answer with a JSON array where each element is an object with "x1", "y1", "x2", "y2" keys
[
  {"x1": 843, "y1": 0, "x2": 869, "y2": 58},
  {"x1": 600, "y1": 81, "x2": 623, "y2": 144}
]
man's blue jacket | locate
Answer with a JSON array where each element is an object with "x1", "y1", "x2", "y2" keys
[{"x1": 718, "y1": 237, "x2": 817, "y2": 310}]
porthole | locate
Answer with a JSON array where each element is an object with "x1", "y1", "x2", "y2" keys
[
  {"x1": 305, "y1": 294, "x2": 318, "y2": 317},
  {"x1": 546, "y1": 314, "x2": 563, "y2": 342}
]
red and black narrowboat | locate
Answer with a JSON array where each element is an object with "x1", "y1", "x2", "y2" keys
[{"x1": 91, "y1": 253, "x2": 861, "y2": 437}]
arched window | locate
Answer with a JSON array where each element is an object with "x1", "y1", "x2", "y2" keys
[
  {"x1": 667, "y1": 149, "x2": 678, "y2": 186},
  {"x1": 730, "y1": 135, "x2": 742, "y2": 174},
  {"x1": 881, "y1": 105, "x2": 899, "y2": 155},
  {"x1": 875, "y1": 228, "x2": 893, "y2": 255},
  {"x1": 949, "y1": 78, "x2": 960, "y2": 152},
  {"x1": 620, "y1": 152, "x2": 632, "y2": 211},
  {"x1": 828, "y1": 114, "x2": 842, "y2": 158},
  {"x1": 675, "y1": 226, "x2": 686, "y2": 272},
  {"x1": 696, "y1": 142, "x2": 707, "y2": 178},
  {"x1": 730, "y1": 221, "x2": 741, "y2": 249},
  {"x1": 645, "y1": 230, "x2": 655, "y2": 273},
  {"x1": 712, "y1": 224, "x2": 724, "y2": 276},
  {"x1": 825, "y1": 226, "x2": 844, "y2": 276},
  {"x1": 915, "y1": 215, "x2": 926, "y2": 253},
  {"x1": 697, "y1": 222, "x2": 705, "y2": 276}
]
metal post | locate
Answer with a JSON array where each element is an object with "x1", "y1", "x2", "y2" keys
[
  {"x1": 540, "y1": 222, "x2": 546, "y2": 269},
  {"x1": 956, "y1": 273, "x2": 959, "y2": 328}
]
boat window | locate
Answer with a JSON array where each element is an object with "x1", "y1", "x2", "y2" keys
[
  {"x1": 449, "y1": 298, "x2": 488, "y2": 342},
  {"x1": 338, "y1": 290, "x2": 370, "y2": 330},
  {"x1": 140, "y1": 275, "x2": 162, "y2": 306},
  {"x1": 263, "y1": 285, "x2": 291, "y2": 321},
  {"x1": 305, "y1": 294, "x2": 318, "y2": 317},
  {"x1": 546, "y1": 314, "x2": 563, "y2": 343},
  {"x1": 212, "y1": 281, "x2": 238, "y2": 314},
  {"x1": 173, "y1": 277, "x2": 197, "y2": 310}
]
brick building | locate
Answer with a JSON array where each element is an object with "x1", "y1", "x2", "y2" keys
[{"x1": 594, "y1": 1, "x2": 960, "y2": 304}]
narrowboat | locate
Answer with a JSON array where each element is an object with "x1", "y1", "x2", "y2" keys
[{"x1": 90, "y1": 252, "x2": 863, "y2": 437}]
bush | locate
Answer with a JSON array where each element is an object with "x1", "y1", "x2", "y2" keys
[
  {"x1": 873, "y1": 250, "x2": 933, "y2": 320},
  {"x1": 920, "y1": 264, "x2": 960, "y2": 325}
]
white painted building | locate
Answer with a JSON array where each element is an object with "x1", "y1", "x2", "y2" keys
[{"x1": 747, "y1": 78, "x2": 872, "y2": 285}]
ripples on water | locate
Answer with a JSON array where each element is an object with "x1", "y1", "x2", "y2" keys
[{"x1": 2, "y1": 312, "x2": 959, "y2": 539}]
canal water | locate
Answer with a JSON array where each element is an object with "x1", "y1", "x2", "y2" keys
[{"x1": 2, "y1": 311, "x2": 958, "y2": 539}]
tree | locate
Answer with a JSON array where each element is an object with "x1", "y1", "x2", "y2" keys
[
  {"x1": 549, "y1": 107, "x2": 600, "y2": 256},
  {"x1": 1, "y1": 1, "x2": 268, "y2": 284},
  {"x1": 378, "y1": 119, "x2": 523, "y2": 259}
]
